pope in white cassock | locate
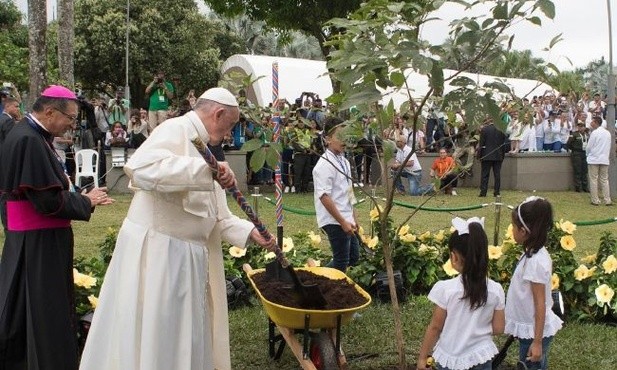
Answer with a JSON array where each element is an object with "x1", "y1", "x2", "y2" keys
[{"x1": 79, "y1": 88, "x2": 275, "y2": 370}]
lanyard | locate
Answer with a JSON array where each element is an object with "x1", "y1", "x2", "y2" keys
[{"x1": 327, "y1": 150, "x2": 350, "y2": 184}]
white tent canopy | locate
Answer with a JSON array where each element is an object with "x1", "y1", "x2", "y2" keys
[{"x1": 221, "y1": 54, "x2": 555, "y2": 108}]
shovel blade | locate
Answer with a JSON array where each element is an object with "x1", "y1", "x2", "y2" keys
[{"x1": 265, "y1": 260, "x2": 294, "y2": 282}]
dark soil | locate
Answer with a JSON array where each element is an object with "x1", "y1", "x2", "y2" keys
[{"x1": 252, "y1": 270, "x2": 369, "y2": 310}]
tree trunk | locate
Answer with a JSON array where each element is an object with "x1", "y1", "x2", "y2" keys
[
  {"x1": 27, "y1": 0, "x2": 47, "y2": 109},
  {"x1": 58, "y1": 0, "x2": 75, "y2": 88}
]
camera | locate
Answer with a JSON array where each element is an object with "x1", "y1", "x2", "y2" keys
[{"x1": 156, "y1": 77, "x2": 163, "y2": 83}]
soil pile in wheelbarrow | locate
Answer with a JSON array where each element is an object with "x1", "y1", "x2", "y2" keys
[{"x1": 252, "y1": 270, "x2": 368, "y2": 310}]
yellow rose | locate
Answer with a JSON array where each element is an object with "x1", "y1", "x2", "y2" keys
[
  {"x1": 558, "y1": 219, "x2": 577, "y2": 234},
  {"x1": 88, "y1": 295, "x2": 99, "y2": 309},
  {"x1": 358, "y1": 226, "x2": 365, "y2": 235},
  {"x1": 418, "y1": 244, "x2": 430, "y2": 255},
  {"x1": 602, "y1": 255, "x2": 617, "y2": 274},
  {"x1": 229, "y1": 246, "x2": 247, "y2": 258},
  {"x1": 574, "y1": 264, "x2": 596, "y2": 281},
  {"x1": 419, "y1": 231, "x2": 431, "y2": 241},
  {"x1": 308, "y1": 231, "x2": 322, "y2": 247},
  {"x1": 73, "y1": 268, "x2": 97, "y2": 289},
  {"x1": 282, "y1": 237, "x2": 294, "y2": 252},
  {"x1": 434, "y1": 230, "x2": 445, "y2": 242},
  {"x1": 488, "y1": 245, "x2": 503, "y2": 260},
  {"x1": 504, "y1": 224, "x2": 513, "y2": 240},
  {"x1": 442, "y1": 259, "x2": 459, "y2": 276},
  {"x1": 595, "y1": 284, "x2": 615, "y2": 305},
  {"x1": 264, "y1": 251, "x2": 276, "y2": 260},
  {"x1": 449, "y1": 226, "x2": 456, "y2": 233},
  {"x1": 369, "y1": 206, "x2": 382, "y2": 221},
  {"x1": 560, "y1": 235, "x2": 576, "y2": 251},
  {"x1": 580, "y1": 254, "x2": 597, "y2": 264},
  {"x1": 551, "y1": 273, "x2": 560, "y2": 290},
  {"x1": 400, "y1": 233, "x2": 417, "y2": 243},
  {"x1": 398, "y1": 224, "x2": 410, "y2": 237},
  {"x1": 367, "y1": 236, "x2": 379, "y2": 250}
]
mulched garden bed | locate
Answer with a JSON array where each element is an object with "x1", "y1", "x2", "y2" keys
[{"x1": 251, "y1": 270, "x2": 369, "y2": 310}]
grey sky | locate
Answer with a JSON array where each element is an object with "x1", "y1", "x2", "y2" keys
[{"x1": 14, "y1": 0, "x2": 615, "y2": 70}]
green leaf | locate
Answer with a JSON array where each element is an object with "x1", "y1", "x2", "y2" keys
[
  {"x1": 527, "y1": 16, "x2": 542, "y2": 26},
  {"x1": 240, "y1": 138, "x2": 264, "y2": 153},
  {"x1": 493, "y1": 2, "x2": 508, "y2": 19},
  {"x1": 546, "y1": 62, "x2": 560, "y2": 74},
  {"x1": 549, "y1": 33, "x2": 563, "y2": 49},
  {"x1": 449, "y1": 76, "x2": 476, "y2": 87},
  {"x1": 340, "y1": 88, "x2": 382, "y2": 110},
  {"x1": 390, "y1": 71, "x2": 406, "y2": 87},
  {"x1": 483, "y1": 81, "x2": 512, "y2": 94},
  {"x1": 264, "y1": 147, "x2": 280, "y2": 169},
  {"x1": 538, "y1": 0, "x2": 556, "y2": 19},
  {"x1": 249, "y1": 148, "x2": 266, "y2": 172}
]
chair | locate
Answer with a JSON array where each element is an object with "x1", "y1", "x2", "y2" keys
[{"x1": 75, "y1": 149, "x2": 99, "y2": 188}]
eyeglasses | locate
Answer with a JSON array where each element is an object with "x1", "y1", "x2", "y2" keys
[{"x1": 54, "y1": 108, "x2": 78, "y2": 122}]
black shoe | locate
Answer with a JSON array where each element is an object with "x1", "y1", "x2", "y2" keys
[
  {"x1": 478, "y1": 194, "x2": 486, "y2": 197},
  {"x1": 493, "y1": 193, "x2": 500, "y2": 197},
  {"x1": 591, "y1": 202, "x2": 600, "y2": 206}
]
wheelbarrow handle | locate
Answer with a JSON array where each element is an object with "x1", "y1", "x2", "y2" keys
[{"x1": 191, "y1": 136, "x2": 283, "y2": 259}]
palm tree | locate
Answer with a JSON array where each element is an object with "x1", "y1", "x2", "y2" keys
[
  {"x1": 58, "y1": 0, "x2": 75, "y2": 88},
  {"x1": 28, "y1": 0, "x2": 47, "y2": 107}
]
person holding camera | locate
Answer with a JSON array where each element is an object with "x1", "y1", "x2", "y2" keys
[
  {"x1": 0, "y1": 82, "x2": 21, "y2": 114},
  {"x1": 145, "y1": 71, "x2": 175, "y2": 132},
  {"x1": 107, "y1": 87, "x2": 130, "y2": 127}
]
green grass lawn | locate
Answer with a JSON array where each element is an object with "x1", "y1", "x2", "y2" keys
[{"x1": 1, "y1": 188, "x2": 615, "y2": 368}]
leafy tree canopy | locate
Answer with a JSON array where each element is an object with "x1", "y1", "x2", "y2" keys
[
  {"x1": 0, "y1": 0, "x2": 28, "y2": 90},
  {"x1": 74, "y1": 0, "x2": 245, "y2": 105},
  {"x1": 203, "y1": 0, "x2": 363, "y2": 57}
]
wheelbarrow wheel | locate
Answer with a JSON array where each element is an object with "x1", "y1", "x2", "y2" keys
[{"x1": 309, "y1": 332, "x2": 339, "y2": 370}]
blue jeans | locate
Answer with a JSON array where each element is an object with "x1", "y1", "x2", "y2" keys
[
  {"x1": 436, "y1": 360, "x2": 491, "y2": 370},
  {"x1": 322, "y1": 224, "x2": 359, "y2": 272},
  {"x1": 535, "y1": 137, "x2": 543, "y2": 151},
  {"x1": 518, "y1": 336, "x2": 554, "y2": 370},
  {"x1": 543, "y1": 141, "x2": 562, "y2": 152}
]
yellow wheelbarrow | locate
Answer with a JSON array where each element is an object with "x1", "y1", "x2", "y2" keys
[{"x1": 243, "y1": 263, "x2": 371, "y2": 370}]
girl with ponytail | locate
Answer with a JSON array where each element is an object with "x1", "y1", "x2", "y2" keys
[{"x1": 417, "y1": 217, "x2": 505, "y2": 370}]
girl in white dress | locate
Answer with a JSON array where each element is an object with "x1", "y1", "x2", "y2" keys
[
  {"x1": 506, "y1": 197, "x2": 562, "y2": 369},
  {"x1": 417, "y1": 217, "x2": 505, "y2": 370}
]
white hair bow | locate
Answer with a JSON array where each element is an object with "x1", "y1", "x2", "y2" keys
[{"x1": 451, "y1": 216, "x2": 485, "y2": 235}]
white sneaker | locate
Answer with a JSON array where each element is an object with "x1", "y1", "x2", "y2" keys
[
  {"x1": 359, "y1": 182, "x2": 364, "y2": 187},
  {"x1": 451, "y1": 190, "x2": 458, "y2": 196},
  {"x1": 353, "y1": 183, "x2": 359, "y2": 188},
  {"x1": 284, "y1": 186, "x2": 290, "y2": 193},
  {"x1": 291, "y1": 186, "x2": 296, "y2": 193}
]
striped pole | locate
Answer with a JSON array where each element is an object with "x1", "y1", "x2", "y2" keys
[
  {"x1": 272, "y1": 116, "x2": 284, "y2": 228},
  {"x1": 272, "y1": 61, "x2": 279, "y2": 106},
  {"x1": 190, "y1": 136, "x2": 289, "y2": 267}
]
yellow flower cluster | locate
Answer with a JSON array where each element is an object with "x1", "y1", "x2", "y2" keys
[
  {"x1": 229, "y1": 246, "x2": 247, "y2": 258},
  {"x1": 88, "y1": 295, "x2": 99, "y2": 309},
  {"x1": 419, "y1": 231, "x2": 431, "y2": 242},
  {"x1": 488, "y1": 245, "x2": 503, "y2": 260},
  {"x1": 418, "y1": 243, "x2": 438, "y2": 257},
  {"x1": 442, "y1": 259, "x2": 459, "y2": 276},
  {"x1": 556, "y1": 219, "x2": 577, "y2": 234},
  {"x1": 434, "y1": 230, "x2": 445, "y2": 242},
  {"x1": 551, "y1": 273, "x2": 560, "y2": 290},
  {"x1": 574, "y1": 264, "x2": 597, "y2": 281},
  {"x1": 398, "y1": 224, "x2": 410, "y2": 237},
  {"x1": 595, "y1": 284, "x2": 615, "y2": 304},
  {"x1": 560, "y1": 235, "x2": 576, "y2": 251},
  {"x1": 282, "y1": 237, "x2": 294, "y2": 253},
  {"x1": 73, "y1": 268, "x2": 97, "y2": 289},
  {"x1": 400, "y1": 233, "x2": 417, "y2": 243},
  {"x1": 581, "y1": 254, "x2": 597, "y2": 264},
  {"x1": 369, "y1": 205, "x2": 383, "y2": 221},
  {"x1": 307, "y1": 231, "x2": 322, "y2": 247},
  {"x1": 602, "y1": 255, "x2": 617, "y2": 274}
]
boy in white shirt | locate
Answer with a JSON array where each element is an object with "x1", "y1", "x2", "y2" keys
[{"x1": 312, "y1": 117, "x2": 360, "y2": 271}]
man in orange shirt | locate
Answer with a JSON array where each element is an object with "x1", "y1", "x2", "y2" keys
[{"x1": 430, "y1": 148, "x2": 458, "y2": 195}]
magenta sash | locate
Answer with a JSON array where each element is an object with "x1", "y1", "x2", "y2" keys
[{"x1": 7, "y1": 200, "x2": 71, "y2": 231}]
